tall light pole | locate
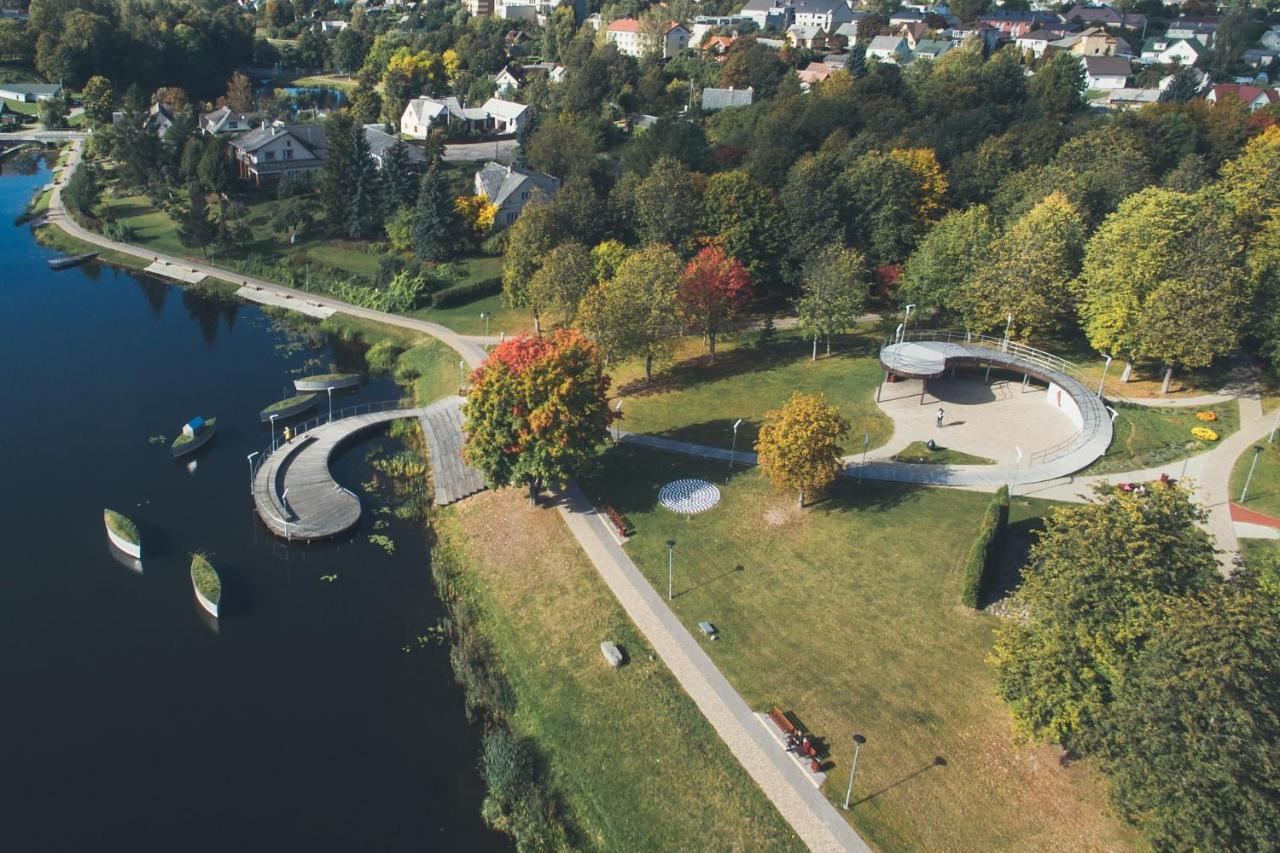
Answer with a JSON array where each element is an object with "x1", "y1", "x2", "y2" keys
[
  {"x1": 666, "y1": 539, "x2": 676, "y2": 601},
  {"x1": 902, "y1": 304, "x2": 915, "y2": 341},
  {"x1": 1241, "y1": 445, "x2": 1265, "y2": 503},
  {"x1": 728, "y1": 418, "x2": 743, "y2": 473},
  {"x1": 843, "y1": 734, "x2": 866, "y2": 810},
  {"x1": 480, "y1": 311, "x2": 490, "y2": 336},
  {"x1": 458, "y1": 359, "x2": 466, "y2": 390},
  {"x1": 1002, "y1": 313, "x2": 1013, "y2": 351},
  {"x1": 1097, "y1": 353, "x2": 1113, "y2": 399},
  {"x1": 326, "y1": 386, "x2": 333, "y2": 422},
  {"x1": 614, "y1": 398, "x2": 624, "y2": 442},
  {"x1": 270, "y1": 413, "x2": 279, "y2": 452},
  {"x1": 246, "y1": 451, "x2": 259, "y2": 496}
]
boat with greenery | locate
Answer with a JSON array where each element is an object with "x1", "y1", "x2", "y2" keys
[
  {"x1": 190, "y1": 552, "x2": 221, "y2": 618},
  {"x1": 259, "y1": 393, "x2": 317, "y2": 422},
  {"x1": 294, "y1": 372, "x2": 360, "y2": 392},
  {"x1": 171, "y1": 416, "x2": 217, "y2": 458},
  {"x1": 103, "y1": 508, "x2": 141, "y2": 559}
]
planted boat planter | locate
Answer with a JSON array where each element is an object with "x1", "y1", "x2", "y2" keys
[
  {"x1": 172, "y1": 416, "x2": 217, "y2": 458},
  {"x1": 294, "y1": 372, "x2": 359, "y2": 392},
  {"x1": 103, "y1": 508, "x2": 141, "y2": 559},
  {"x1": 47, "y1": 251, "x2": 98, "y2": 271},
  {"x1": 259, "y1": 393, "x2": 317, "y2": 423},
  {"x1": 190, "y1": 553, "x2": 222, "y2": 618}
]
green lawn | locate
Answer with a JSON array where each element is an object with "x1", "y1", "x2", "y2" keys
[
  {"x1": 1086, "y1": 400, "x2": 1240, "y2": 475},
  {"x1": 34, "y1": 223, "x2": 149, "y2": 270},
  {"x1": 1230, "y1": 439, "x2": 1280, "y2": 519},
  {"x1": 287, "y1": 74, "x2": 358, "y2": 92},
  {"x1": 1, "y1": 98, "x2": 40, "y2": 116},
  {"x1": 395, "y1": 338, "x2": 461, "y2": 404},
  {"x1": 580, "y1": 445, "x2": 1134, "y2": 851},
  {"x1": 611, "y1": 330, "x2": 894, "y2": 454},
  {"x1": 892, "y1": 440, "x2": 995, "y2": 465},
  {"x1": 438, "y1": 489, "x2": 803, "y2": 850}
]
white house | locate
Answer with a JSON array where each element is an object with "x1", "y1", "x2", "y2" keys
[
  {"x1": 1139, "y1": 37, "x2": 1205, "y2": 66},
  {"x1": 363, "y1": 124, "x2": 428, "y2": 170},
  {"x1": 690, "y1": 15, "x2": 746, "y2": 43},
  {"x1": 791, "y1": 0, "x2": 852, "y2": 31},
  {"x1": 867, "y1": 35, "x2": 911, "y2": 63},
  {"x1": 493, "y1": 63, "x2": 565, "y2": 96},
  {"x1": 479, "y1": 97, "x2": 531, "y2": 133},
  {"x1": 474, "y1": 161, "x2": 560, "y2": 226},
  {"x1": 400, "y1": 96, "x2": 465, "y2": 138},
  {"x1": 1206, "y1": 83, "x2": 1280, "y2": 113},
  {"x1": 1015, "y1": 29, "x2": 1057, "y2": 59},
  {"x1": 605, "y1": 19, "x2": 691, "y2": 59},
  {"x1": 200, "y1": 106, "x2": 257, "y2": 135},
  {"x1": 1081, "y1": 55, "x2": 1131, "y2": 90},
  {"x1": 0, "y1": 82, "x2": 62, "y2": 102},
  {"x1": 229, "y1": 124, "x2": 327, "y2": 185},
  {"x1": 739, "y1": 0, "x2": 792, "y2": 31}
]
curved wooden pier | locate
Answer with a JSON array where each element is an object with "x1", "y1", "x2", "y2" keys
[{"x1": 252, "y1": 397, "x2": 486, "y2": 541}]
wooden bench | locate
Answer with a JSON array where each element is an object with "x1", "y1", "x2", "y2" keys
[
  {"x1": 602, "y1": 504, "x2": 635, "y2": 538},
  {"x1": 768, "y1": 706, "x2": 801, "y2": 738}
]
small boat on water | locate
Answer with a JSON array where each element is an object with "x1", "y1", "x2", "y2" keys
[
  {"x1": 259, "y1": 393, "x2": 317, "y2": 423},
  {"x1": 172, "y1": 416, "x2": 217, "y2": 458},
  {"x1": 47, "y1": 252, "x2": 98, "y2": 271},
  {"x1": 103, "y1": 508, "x2": 142, "y2": 559},
  {"x1": 190, "y1": 553, "x2": 222, "y2": 618},
  {"x1": 294, "y1": 372, "x2": 360, "y2": 392}
]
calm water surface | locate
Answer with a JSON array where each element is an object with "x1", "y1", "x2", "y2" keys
[{"x1": 0, "y1": 157, "x2": 506, "y2": 852}]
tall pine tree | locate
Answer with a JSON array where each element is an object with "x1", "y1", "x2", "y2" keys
[
  {"x1": 177, "y1": 183, "x2": 215, "y2": 257},
  {"x1": 380, "y1": 140, "x2": 419, "y2": 214},
  {"x1": 412, "y1": 164, "x2": 457, "y2": 262},
  {"x1": 344, "y1": 123, "x2": 383, "y2": 239}
]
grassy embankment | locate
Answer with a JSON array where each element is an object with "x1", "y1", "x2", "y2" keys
[
  {"x1": 891, "y1": 441, "x2": 995, "y2": 465},
  {"x1": 580, "y1": 444, "x2": 1136, "y2": 851},
  {"x1": 1086, "y1": 401, "x2": 1240, "y2": 475},
  {"x1": 1230, "y1": 439, "x2": 1280, "y2": 519},
  {"x1": 609, "y1": 328, "x2": 894, "y2": 454}
]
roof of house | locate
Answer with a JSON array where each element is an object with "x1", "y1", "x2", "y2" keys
[
  {"x1": 363, "y1": 124, "x2": 427, "y2": 162},
  {"x1": 1061, "y1": 5, "x2": 1145, "y2": 27},
  {"x1": 788, "y1": 24, "x2": 823, "y2": 40},
  {"x1": 403, "y1": 96, "x2": 464, "y2": 124},
  {"x1": 913, "y1": 39, "x2": 952, "y2": 57},
  {"x1": 797, "y1": 63, "x2": 836, "y2": 82},
  {"x1": 739, "y1": 0, "x2": 789, "y2": 12},
  {"x1": 0, "y1": 83, "x2": 61, "y2": 97},
  {"x1": 1209, "y1": 84, "x2": 1279, "y2": 104},
  {"x1": 475, "y1": 161, "x2": 559, "y2": 208},
  {"x1": 1142, "y1": 36, "x2": 1206, "y2": 58},
  {"x1": 1020, "y1": 29, "x2": 1059, "y2": 41},
  {"x1": 793, "y1": 0, "x2": 847, "y2": 14},
  {"x1": 1082, "y1": 55, "x2": 1133, "y2": 76},
  {"x1": 606, "y1": 18, "x2": 687, "y2": 34},
  {"x1": 701, "y1": 86, "x2": 754, "y2": 110},
  {"x1": 231, "y1": 123, "x2": 326, "y2": 155},
  {"x1": 868, "y1": 35, "x2": 908, "y2": 52},
  {"x1": 200, "y1": 106, "x2": 256, "y2": 129},
  {"x1": 480, "y1": 97, "x2": 529, "y2": 121}
]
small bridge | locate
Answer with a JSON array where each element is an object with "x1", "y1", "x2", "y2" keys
[
  {"x1": 251, "y1": 397, "x2": 486, "y2": 541},
  {"x1": 873, "y1": 331, "x2": 1114, "y2": 485}
]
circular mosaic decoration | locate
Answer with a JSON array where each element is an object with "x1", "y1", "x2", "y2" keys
[{"x1": 658, "y1": 479, "x2": 722, "y2": 515}]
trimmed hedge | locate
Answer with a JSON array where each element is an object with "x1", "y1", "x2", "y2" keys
[
  {"x1": 432, "y1": 276, "x2": 502, "y2": 308},
  {"x1": 960, "y1": 485, "x2": 1009, "y2": 609}
]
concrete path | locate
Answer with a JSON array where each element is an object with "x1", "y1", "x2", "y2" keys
[
  {"x1": 554, "y1": 482, "x2": 870, "y2": 853},
  {"x1": 45, "y1": 140, "x2": 489, "y2": 369}
]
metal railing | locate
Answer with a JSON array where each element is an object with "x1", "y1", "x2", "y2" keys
[
  {"x1": 880, "y1": 330, "x2": 1108, "y2": 469},
  {"x1": 249, "y1": 398, "x2": 413, "y2": 484}
]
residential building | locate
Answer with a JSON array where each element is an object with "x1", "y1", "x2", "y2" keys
[
  {"x1": 1206, "y1": 83, "x2": 1280, "y2": 112},
  {"x1": 474, "y1": 161, "x2": 559, "y2": 226},
  {"x1": 792, "y1": 0, "x2": 852, "y2": 30},
  {"x1": 0, "y1": 83, "x2": 62, "y2": 102},
  {"x1": 493, "y1": 63, "x2": 565, "y2": 96},
  {"x1": 912, "y1": 39, "x2": 952, "y2": 61},
  {"x1": 401, "y1": 97, "x2": 465, "y2": 138},
  {"x1": 1081, "y1": 55, "x2": 1131, "y2": 89},
  {"x1": 363, "y1": 124, "x2": 428, "y2": 170},
  {"x1": 1098, "y1": 87, "x2": 1161, "y2": 109},
  {"x1": 1016, "y1": 29, "x2": 1059, "y2": 58},
  {"x1": 1241, "y1": 49, "x2": 1277, "y2": 72},
  {"x1": 1060, "y1": 5, "x2": 1146, "y2": 32},
  {"x1": 702, "y1": 35, "x2": 737, "y2": 58},
  {"x1": 1139, "y1": 37, "x2": 1205, "y2": 66},
  {"x1": 200, "y1": 106, "x2": 257, "y2": 136},
  {"x1": 605, "y1": 19, "x2": 691, "y2": 58},
  {"x1": 701, "y1": 86, "x2": 754, "y2": 111},
  {"x1": 787, "y1": 25, "x2": 826, "y2": 50},
  {"x1": 495, "y1": 0, "x2": 537, "y2": 22},
  {"x1": 463, "y1": 0, "x2": 494, "y2": 15},
  {"x1": 230, "y1": 124, "x2": 327, "y2": 185},
  {"x1": 479, "y1": 97, "x2": 531, "y2": 133},
  {"x1": 867, "y1": 35, "x2": 911, "y2": 63},
  {"x1": 796, "y1": 62, "x2": 836, "y2": 90},
  {"x1": 831, "y1": 14, "x2": 876, "y2": 44},
  {"x1": 1070, "y1": 27, "x2": 1133, "y2": 57},
  {"x1": 1165, "y1": 18, "x2": 1217, "y2": 49},
  {"x1": 739, "y1": 0, "x2": 792, "y2": 31},
  {"x1": 690, "y1": 15, "x2": 746, "y2": 43},
  {"x1": 975, "y1": 11, "x2": 1057, "y2": 38},
  {"x1": 0, "y1": 101, "x2": 21, "y2": 126}
]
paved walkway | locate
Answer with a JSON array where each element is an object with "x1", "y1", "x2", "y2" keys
[
  {"x1": 554, "y1": 482, "x2": 870, "y2": 853},
  {"x1": 45, "y1": 140, "x2": 489, "y2": 369}
]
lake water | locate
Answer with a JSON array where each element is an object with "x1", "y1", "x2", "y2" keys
[{"x1": 0, "y1": 156, "x2": 506, "y2": 852}]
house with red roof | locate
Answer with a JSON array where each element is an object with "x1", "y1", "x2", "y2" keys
[{"x1": 1206, "y1": 84, "x2": 1279, "y2": 113}]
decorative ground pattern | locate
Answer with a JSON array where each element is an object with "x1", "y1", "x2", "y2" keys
[{"x1": 658, "y1": 479, "x2": 722, "y2": 515}]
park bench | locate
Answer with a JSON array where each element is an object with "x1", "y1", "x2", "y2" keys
[
  {"x1": 602, "y1": 503, "x2": 635, "y2": 538},
  {"x1": 767, "y1": 706, "x2": 802, "y2": 738}
]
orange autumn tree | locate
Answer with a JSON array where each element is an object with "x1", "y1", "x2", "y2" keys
[
  {"x1": 462, "y1": 329, "x2": 614, "y2": 504},
  {"x1": 678, "y1": 245, "x2": 752, "y2": 362},
  {"x1": 755, "y1": 392, "x2": 850, "y2": 507}
]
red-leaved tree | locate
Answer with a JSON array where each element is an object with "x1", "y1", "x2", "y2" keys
[
  {"x1": 678, "y1": 245, "x2": 753, "y2": 362},
  {"x1": 462, "y1": 329, "x2": 615, "y2": 504}
]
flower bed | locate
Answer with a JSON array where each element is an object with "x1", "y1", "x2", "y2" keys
[{"x1": 1191, "y1": 426, "x2": 1219, "y2": 441}]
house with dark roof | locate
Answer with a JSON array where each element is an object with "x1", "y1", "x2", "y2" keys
[
  {"x1": 229, "y1": 124, "x2": 327, "y2": 185},
  {"x1": 1165, "y1": 18, "x2": 1218, "y2": 49},
  {"x1": 1060, "y1": 5, "x2": 1146, "y2": 32},
  {"x1": 492, "y1": 63, "x2": 565, "y2": 96},
  {"x1": 1206, "y1": 84, "x2": 1279, "y2": 113},
  {"x1": 474, "y1": 161, "x2": 559, "y2": 226},
  {"x1": 0, "y1": 83, "x2": 62, "y2": 103},
  {"x1": 200, "y1": 106, "x2": 258, "y2": 136},
  {"x1": 363, "y1": 124, "x2": 428, "y2": 171},
  {"x1": 1081, "y1": 55, "x2": 1132, "y2": 90}
]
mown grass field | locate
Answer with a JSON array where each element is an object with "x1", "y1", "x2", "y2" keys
[
  {"x1": 891, "y1": 440, "x2": 995, "y2": 465},
  {"x1": 1086, "y1": 400, "x2": 1240, "y2": 475},
  {"x1": 610, "y1": 329, "x2": 894, "y2": 454},
  {"x1": 1230, "y1": 439, "x2": 1280, "y2": 519},
  {"x1": 436, "y1": 490, "x2": 803, "y2": 851},
  {"x1": 580, "y1": 445, "x2": 1135, "y2": 851}
]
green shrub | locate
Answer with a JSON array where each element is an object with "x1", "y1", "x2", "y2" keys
[
  {"x1": 365, "y1": 338, "x2": 403, "y2": 373},
  {"x1": 432, "y1": 276, "x2": 502, "y2": 308},
  {"x1": 959, "y1": 485, "x2": 1009, "y2": 609}
]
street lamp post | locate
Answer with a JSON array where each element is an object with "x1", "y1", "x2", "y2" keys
[
  {"x1": 1241, "y1": 445, "x2": 1265, "y2": 503},
  {"x1": 614, "y1": 398, "x2": 624, "y2": 442},
  {"x1": 666, "y1": 539, "x2": 676, "y2": 601},
  {"x1": 326, "y1": 386, "x2": 333, "y2": 422},
  {"x1": 728, "y1": 418, "x2": 743, "y2": 473},
  {"x1": 902, "y1": 304, "x2": 915, "y2": 340},
  {"x1": 458, "y1": 359, "x2": 466, "y2": 390},
  {"x1": 1097, "y1": 353, "x2": 1113, "y2": 399},
  {"x1": 481, "y1": 312, "x2": 490, "y2": 336},
  {"x1": 1002, "y1": 313, "x2": 1013, "y2": 351},
  {"x1": 270, "y1": 414, "x2": 279, "y2": 452},
  {"x1": 843, "y1": 734, "x2": 866, "y2": 810},
  {"x1": 246, "y1": 451, "x2": 259, "y2": 496}
]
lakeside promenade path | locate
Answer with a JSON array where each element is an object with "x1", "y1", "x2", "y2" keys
[{"x1": 45, "y1": 141, "x2": 871, "y2": 850}]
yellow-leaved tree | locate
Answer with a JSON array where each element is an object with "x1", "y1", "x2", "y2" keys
[{"x1": 755, "y1": 392, "x2": 850, "y2": 508}]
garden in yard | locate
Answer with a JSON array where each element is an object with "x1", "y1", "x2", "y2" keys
[
  {"x1": 580, "y1": 444, "x2": 1134, "y2": 851},
  {"x1": 1085, "y1": 400, "x2": 1240, "y2": 475}
]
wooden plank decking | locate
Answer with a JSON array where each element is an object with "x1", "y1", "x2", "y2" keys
[{"x1": 252, "y1": 397, "x2": 486, "y2": 540}]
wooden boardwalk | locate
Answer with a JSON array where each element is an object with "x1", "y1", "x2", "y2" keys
[{"x1": 252, "y1": 397, "x2": 486, "y2": 540}]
